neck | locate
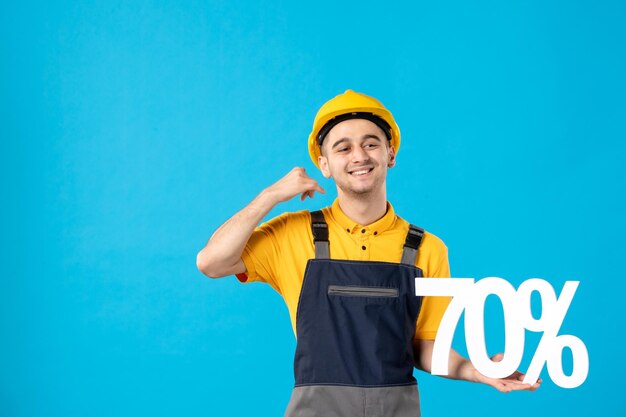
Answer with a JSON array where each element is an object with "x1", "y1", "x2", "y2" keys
[{"x1": 336, "y1": 185, "x2": 388, "y2": 226}]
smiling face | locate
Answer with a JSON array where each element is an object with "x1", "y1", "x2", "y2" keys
[{"x1": 318, "y1": 118, "x2": 396, "y2": 198}]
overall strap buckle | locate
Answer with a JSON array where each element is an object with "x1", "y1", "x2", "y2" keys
[
  {"x1": 401, "y1": 224, "x2": 424, "y2": 265},
  {"x1": 310, "y1": 210, "x2": 330, "y2": 259}
]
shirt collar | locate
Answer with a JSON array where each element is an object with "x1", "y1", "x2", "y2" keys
[{"x1": 329, "y1": 198, "x2": 396, "y2": 235}]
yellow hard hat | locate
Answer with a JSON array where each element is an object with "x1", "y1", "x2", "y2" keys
[{"x1": 308, "y1": 89, "x2": 401, "y2": 167}]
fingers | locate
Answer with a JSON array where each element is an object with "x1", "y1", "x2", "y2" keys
[
  {"x1": 500, "y1": 379, "x2": 541, "y2": 393},
  {"x1": 513, "y1": 373, "x2": 542, "y2": 391},
  {"x1": 476, "y1": 369, "x2": 542, "y2": 393},
  {"x1": 293, "y1": 167, "x2": 325, "y2": 191},
  {"x1": 300, "y1": 189, "x2": 321, "y2": 201},
  {"x1": 300, "y1": 176, "x2": 325, "y2": 199},
  {"x1": 274, "y1": 167, "x2": 326, "y2": 203},
  {"x1": 307, "y1": 181, "x2": 325, "y2": 195},
  {"x1": 487, "y1": 353, "x2": 542, "y2": 392},
  {"x1": 489, "y1": 379, "x2": 537, "y2": 393}
]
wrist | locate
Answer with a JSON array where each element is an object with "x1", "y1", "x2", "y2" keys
[
  {"x1": 256, "y1": 188, "x2": 280, "y2": 210},
  {"x1": 452, "y1": 359, "x2": 478, "y2": 382}
]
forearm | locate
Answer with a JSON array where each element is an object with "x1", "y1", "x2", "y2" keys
[
  {"x1": 197, "y1": 167, "x2": 324, "y2": 278},
  {"x1": 413, "y1": 339, "x2": 476, "y2": 382},
  {"x1": 414, "y1": 339, "x2": 539, "y2": 392},
  {"x1": 196, "y1": 189, "x2": 278, "y2": 278}
]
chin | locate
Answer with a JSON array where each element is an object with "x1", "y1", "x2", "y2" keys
[{"x1": 340, "y1": 183, "x2": 378, "y2": 196}]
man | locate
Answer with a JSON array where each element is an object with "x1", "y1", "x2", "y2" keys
[{"x1": 197, "y1": 90, "x2": 539, "y2": 416}]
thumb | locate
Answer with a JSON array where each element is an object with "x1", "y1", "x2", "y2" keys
[{"x1": 491, "y1": 353, "x2": 504, "y2": 362}]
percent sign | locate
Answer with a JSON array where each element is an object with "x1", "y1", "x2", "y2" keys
[{"x1": 415, "y1": 277, "x2": 589, "y2": 388}]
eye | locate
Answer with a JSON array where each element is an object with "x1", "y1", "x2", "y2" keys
[
  {"x1": 364, "y1": 142, "x2": 379, "y2": 149},
  {"x1": 337, "y1": 147, "x2": 349, "y2": 153}
]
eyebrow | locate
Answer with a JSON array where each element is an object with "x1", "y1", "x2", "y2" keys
[{"x1": 330, "y1": 134, "x2": 383, "y2": 150}]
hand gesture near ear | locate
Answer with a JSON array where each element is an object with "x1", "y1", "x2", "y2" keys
[
  {"x1": 197, "y1": 167, "x2": 325, "y2": 279},
  {"x1": 265, "y1": 167, "x2": 326, "y2": 203}
]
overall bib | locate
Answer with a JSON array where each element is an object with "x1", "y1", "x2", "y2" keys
[{"x1": 284, "y1": 211, "x2": 425, "y2": 417}]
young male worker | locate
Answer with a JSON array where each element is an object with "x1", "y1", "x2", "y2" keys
[{"x1": 197, "y1": 90, "x2": 539, "y2": 416}]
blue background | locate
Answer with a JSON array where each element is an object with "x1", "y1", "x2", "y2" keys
[{"x1": 2, "y1": 1, "x2": 625, "y2": 416}]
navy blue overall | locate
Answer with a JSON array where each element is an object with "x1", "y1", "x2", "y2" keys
[{"x1": 284, "y1": 210, "x2": 425, "y2": 417}]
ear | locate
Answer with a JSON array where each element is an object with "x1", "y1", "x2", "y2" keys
[
  {"x1": 318, "y1": 155, "x2": 332, "y2": 178},
  {"x1": 387, "y1": 145, "x2": 396, "y2": 168}
]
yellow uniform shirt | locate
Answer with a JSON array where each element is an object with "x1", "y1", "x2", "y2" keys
[{"x1": 238, "y1": 199, "x2": 451, "y2": 340}]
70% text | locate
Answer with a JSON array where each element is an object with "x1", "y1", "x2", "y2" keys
[{"x1": 415, "y1": 278, "x2": 589, "y2": 388}]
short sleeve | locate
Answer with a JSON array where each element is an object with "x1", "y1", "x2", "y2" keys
[
  {"x1": 236, "y1": 213, "x2": 289, "y2": 295},
  {"x1": 414, "y1": 233, "x2": 452, "y2": 340}
]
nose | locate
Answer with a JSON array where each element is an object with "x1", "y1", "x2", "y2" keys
[{"x1": 350, "y1": 146, "x2": 370, "y2": 164}]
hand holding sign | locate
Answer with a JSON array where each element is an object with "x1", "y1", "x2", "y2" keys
[{"x1": 416, "y1": 277, "x2": 589, "y2": 389}]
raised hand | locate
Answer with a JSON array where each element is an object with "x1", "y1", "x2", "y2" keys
[{"x1": 264, "y1": 167, "x2": 326, "y2": 203}]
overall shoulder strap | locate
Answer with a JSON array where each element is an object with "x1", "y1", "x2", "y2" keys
[
  {"x1": 401, "y1": 224, "x2": 425, "y2": 266},
  {"x1": 310, "y1": 210, "x2": 330, "y2": 259}
]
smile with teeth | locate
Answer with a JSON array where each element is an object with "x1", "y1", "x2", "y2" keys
[{"x1": 349, "y1": 167, "x2": 373, "y2": 176}]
